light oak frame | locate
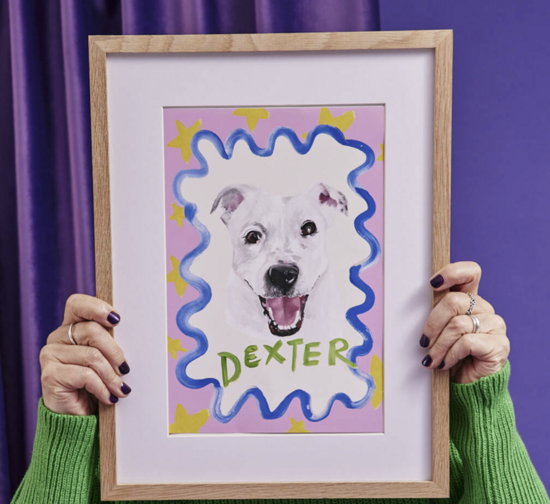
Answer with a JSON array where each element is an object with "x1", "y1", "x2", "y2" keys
[{"x1": 90, "y1": 30, "x2": 452, "y2": 501}]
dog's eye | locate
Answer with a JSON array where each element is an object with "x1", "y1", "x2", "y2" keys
[
  {"x1": 245, "y1": 231, "x2": 262, "y2": 244},
  {"x1": 301, "y1": 221, "x2": 317, "y2": 236}
]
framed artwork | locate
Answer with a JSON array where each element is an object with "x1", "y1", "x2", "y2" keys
[{"x1": 90, "y1": 31, "x2": 452, "y2": 500}]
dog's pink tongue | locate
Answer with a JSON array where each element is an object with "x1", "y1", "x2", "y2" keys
[{"x1": 266, "y1": 296, "x2": 301, "y2": 326}]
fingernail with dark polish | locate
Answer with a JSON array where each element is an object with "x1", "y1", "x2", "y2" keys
[
  {"x1": 109, "y1": 394, "x2": 119, "y2": 404},
  {"x1": 422, "y1": 355, "x2": 432, "y2": 367},
  {"x1": 119, "y1": 361, "x2": 130, "y2": 375},
  {"x1": 430, "y1": 274, "x2": 444, "y2": 288},
  {"x1": 420, "y1": 334, "x2": 429, "y2": 348},
  {"x1": 437, "y1": 361, "x2": 445, "y2": 370},
  {"x1": 121, "y1": 383, "x2": 132, "y2": 395},
  {"x1": 107, "y1": 311, "x2": 121, "y2": 325}
]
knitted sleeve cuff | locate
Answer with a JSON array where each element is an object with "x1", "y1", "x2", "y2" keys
[
  {"x1": 37, "y1": 397, "x2": 99, "y2": 441},
  {"x1": 450, "y1": 360, "x2": 511, "y2": 411},
  {"x1": 448, "y1": 362, "x2": 550, "y2": 503},
  {"x1": 12, "y1": 399, "x2": 100, "y2": 503}
]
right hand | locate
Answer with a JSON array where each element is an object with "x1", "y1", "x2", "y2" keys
[{"x1": 40, "y1": 294, "x2": 131, "y2": 416}]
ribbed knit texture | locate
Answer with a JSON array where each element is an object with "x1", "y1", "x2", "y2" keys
[
  {"x1": 11, "y1": 362, "x2": 549, "y2": 503},
  {"x1": 450, "y1": 362, "x2": 549, "y2": 503},
  {"x1": 11, "y1": 398, "x2": 100, "y2": 503}
]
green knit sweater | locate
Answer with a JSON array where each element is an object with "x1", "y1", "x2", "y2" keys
[{"x1": 11, "y1": 362, "x2": 549, "y2": 503}]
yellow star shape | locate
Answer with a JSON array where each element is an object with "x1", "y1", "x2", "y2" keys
[
  {"x1": 377, "y1": 144, "x2": 384, "y2": 161},
  {"x1": 169, "y1": 203, "x2": 185, "y2": 227},
  {"x1": 319, "y1": 107, "x2": 355, "y2": 134},
  {"x1": 167, "y1": 336, "x2": 187, "y2": 359},
  {"x1": 370, "y1": 354, "x2": 384, "y2": 410},
  {"x1": 166, "y1": 119, "x2": 202, "y2": 163},
  {"x1": 169, "y1": 404, "x2": 209, "y2": 434},
  {"x1": 301, "y1": 108, "x2": 356, "y2": 140},
  {"x1": 232, "y1": 108, "x2": 270, "y2": 132},
  {"x1": 166, "y1": 255, "x2": 187, "y2": 297},
  {"x1": 287, "y1": 417, "x2": 310, "y2": 433}
]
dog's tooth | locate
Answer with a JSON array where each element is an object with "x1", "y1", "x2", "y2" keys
[
  {"x1": 268, "y1": 307, "x2": 274, "y2": 320},
  {"x1": 293, "y1": 311, "x2": 301, "y2": 326}
]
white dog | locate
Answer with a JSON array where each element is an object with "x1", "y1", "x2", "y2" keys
[{"x1": 211, "y1": 183, "x2": 348, "y2": 340}]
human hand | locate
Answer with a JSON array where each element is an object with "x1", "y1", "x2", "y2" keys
[
  {"x1": 40, "y1": 294, "x2": 131, "y2": 415},
  {"x1": 420, "y1": 261, "x2": 510, "y2": 384}
]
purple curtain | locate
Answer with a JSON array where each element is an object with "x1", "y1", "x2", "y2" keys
[{"x1": 0, "y1": 0, "x2": 380, "y2": 500}]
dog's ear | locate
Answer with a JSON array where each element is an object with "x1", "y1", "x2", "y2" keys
[
  {"x1": 310, "y1": 183, "x2": 348, "y2": 217},
  {"x1": 211, "y1": 185, "x2": 250, "y2": 225}
]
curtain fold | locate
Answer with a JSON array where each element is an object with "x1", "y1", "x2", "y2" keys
[
  {"x1": 0, "y1": 0, "x2": 25, "y2": 500},
  {"x1": 121, "y1": 0, "x2": 258, "y2": 35},
  {"x1": 0, "y1": 0, "x2": 379, "y2": 500}
]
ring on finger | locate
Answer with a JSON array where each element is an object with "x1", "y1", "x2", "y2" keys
[
  {"x1": 68, "y1": 322, "x2": 79, "y2": 345},
  {"x1": 465, "y1": 292, "x2": 476, "y2": 316},
  {"x1": 468, "y1": 313, "x2": 481, "y2": 333}
]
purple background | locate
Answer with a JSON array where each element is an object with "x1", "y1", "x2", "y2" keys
[
  {"x1": 2, "y1": 0, "x2": 549, "y2": 498},
  {"x1": 381, "y1": 0, "x2": 550, "y2": 484}
]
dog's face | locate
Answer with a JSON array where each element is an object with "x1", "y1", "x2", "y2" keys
[{"x1": 212, "y1": 183, "x2": 348, "y2": 337}]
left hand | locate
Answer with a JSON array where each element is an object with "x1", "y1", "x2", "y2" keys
[{"x1": 420, "y1": 261, "x2": 510, "y2": 384}]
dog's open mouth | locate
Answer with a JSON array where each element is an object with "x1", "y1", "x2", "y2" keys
[{"x1": 259, "y1": 295, "x2": 309, "y2": 337}]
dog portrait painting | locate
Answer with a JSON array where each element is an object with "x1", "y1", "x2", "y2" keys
[
  {"x1": 212, "y1": 182, "x2": 348, "y2": 340},
  {"x1": 164, "y1": 106, "x2": 385, "y2": 434}
]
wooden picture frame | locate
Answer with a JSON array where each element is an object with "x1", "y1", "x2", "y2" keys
[{"x1": 89, "y1": 30, "x2": 452, "y2": 501}]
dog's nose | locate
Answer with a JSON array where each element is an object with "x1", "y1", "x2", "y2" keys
[{"x1": 268, "y1": 264, "x2": 299, "y2": 292}]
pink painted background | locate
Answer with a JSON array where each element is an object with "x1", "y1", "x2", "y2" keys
[{"x1": 163, "y1": 106, "x2": 385, "y2": 433}]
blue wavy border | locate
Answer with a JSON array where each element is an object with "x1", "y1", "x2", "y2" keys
[{"x1": 173, "y1": 124, "x2": 381, "y2": 423}]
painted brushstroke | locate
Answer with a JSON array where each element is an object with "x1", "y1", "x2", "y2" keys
[{"x1": 173, "y1": 125, "x2": 380, "y2": 422}]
